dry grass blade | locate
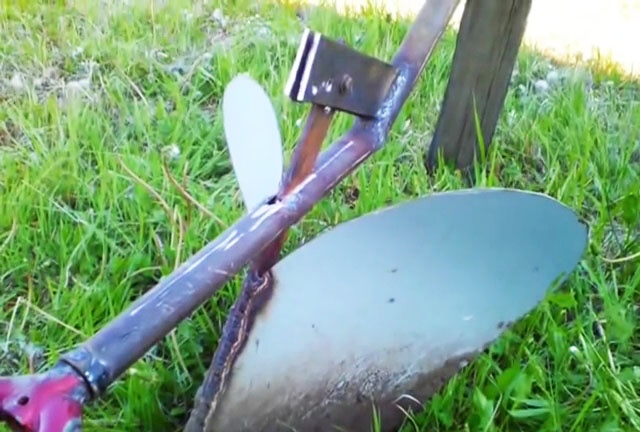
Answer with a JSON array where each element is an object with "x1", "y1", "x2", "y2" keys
[
  {"x1": 602, "y1": 250, "x2": 640, "y2": 263},
  {"x1": 161, "y1": 158, "x2": 225, "y2": 226}
]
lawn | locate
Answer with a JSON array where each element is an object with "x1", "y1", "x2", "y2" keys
[{"x1": 0, "y1": 0, "x2": 639, "y2": 431}]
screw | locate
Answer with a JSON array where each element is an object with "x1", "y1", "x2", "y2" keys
[{"x1": 338, "y1": 74, "x2": 353, "y2": 95}]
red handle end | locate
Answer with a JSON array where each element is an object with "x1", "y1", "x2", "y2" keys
[{"x1": 0, "y1": 364, "x2": 88, "y2": 432}]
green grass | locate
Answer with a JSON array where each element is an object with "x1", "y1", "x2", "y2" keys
[{"x1": 0, "y1": 0, "x2": 639, "y2": 431}]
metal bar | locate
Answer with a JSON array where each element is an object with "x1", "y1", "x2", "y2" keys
[
  {"x1": 251, "y1": 104, "x2": 335, "y2": 274},
  {"x1": 280, "y1": 105, "x2": 334, "y2": 197}
]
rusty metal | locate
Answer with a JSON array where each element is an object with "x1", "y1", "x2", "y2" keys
[
  {"x1": 185, "y1": 270, "x2": 275, "y2": 431},
  {"x1": 251, "y1": 103, "x2": 334, "y2": 274},
  {"x1": 0, "y1": 0, "x2": 462, "y2": 430},
  {"x1": 280, "y1": 105, "x2": 334, "y2": 197}
]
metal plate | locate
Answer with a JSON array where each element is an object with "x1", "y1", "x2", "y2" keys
[
  {"x1": 201, "y1": 188, "x2": 588, "y2": 432},
  {"x1": 222, "y1": 74, "x2": 284, "y2": 211},
  {"x1": 284, "y1": 28, "x2": 399, "y2": 118}
]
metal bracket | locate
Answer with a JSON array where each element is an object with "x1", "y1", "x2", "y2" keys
[{"x1": 284, "y1": 28, "x2": 399, "y2": 118}]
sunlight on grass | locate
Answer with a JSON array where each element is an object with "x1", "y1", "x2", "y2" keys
[
  {"x1": 296, "y1": 0, "x2": 640, "y2": 77},
  {"x1": 0, "y1": 0, "x2": 638, "y2": 431}
]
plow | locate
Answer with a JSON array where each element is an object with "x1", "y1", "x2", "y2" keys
[{"x1": 0, "y1": 0, "x2": 589, "y2": 431}]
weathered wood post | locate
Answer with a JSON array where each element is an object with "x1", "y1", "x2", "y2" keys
[{"x1": 425, "y1": 0, "x2": 532, "y2": 176}]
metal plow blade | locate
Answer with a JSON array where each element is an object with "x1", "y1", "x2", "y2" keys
[{"x1": 196, "y1": 188, "x2": 588, "y2": 432}]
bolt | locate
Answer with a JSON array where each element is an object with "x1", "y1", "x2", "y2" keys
[{"x1": 338, "y1": 74, "x2": 353, "y2": 95}]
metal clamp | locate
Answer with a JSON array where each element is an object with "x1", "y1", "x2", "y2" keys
[{"x1": 284, "y1": 28, "x2": 399, "y2": 118}]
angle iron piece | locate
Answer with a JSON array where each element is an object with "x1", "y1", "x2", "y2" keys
[{"x1": 284, "y1": 28, "x2": 399, "y2": 118}]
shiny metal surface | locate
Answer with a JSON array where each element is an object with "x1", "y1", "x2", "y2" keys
[
  {"x1": 202, "y1": 188, "x2": 588, "y2": 432},
  {"x1": 222, "y1": 74, "x2": 284, "y2": 210}
]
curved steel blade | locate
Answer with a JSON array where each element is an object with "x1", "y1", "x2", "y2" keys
[
  {"x1": 199, "y1": 188, "x2": 588, "y2": 432},
  {"x1": 222, "y1": 74, "x2": 284, "y2": 211}
]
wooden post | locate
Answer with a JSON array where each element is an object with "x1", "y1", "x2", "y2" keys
[{"x1": 425, "y1": 0, "x2": 532, "y2": 175}]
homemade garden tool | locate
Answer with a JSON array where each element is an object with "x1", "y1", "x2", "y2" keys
[{"x1": 0, "y1": 1, "x2": 588, "y2": 431}]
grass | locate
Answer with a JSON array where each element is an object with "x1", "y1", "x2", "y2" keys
[{"x1": 0, "y1": 0, "x2": 639, "y2": 431}]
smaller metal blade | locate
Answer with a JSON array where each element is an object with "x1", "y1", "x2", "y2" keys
[{"x1": 222, "y1": 74, "x2": 284, "y2": 211}]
